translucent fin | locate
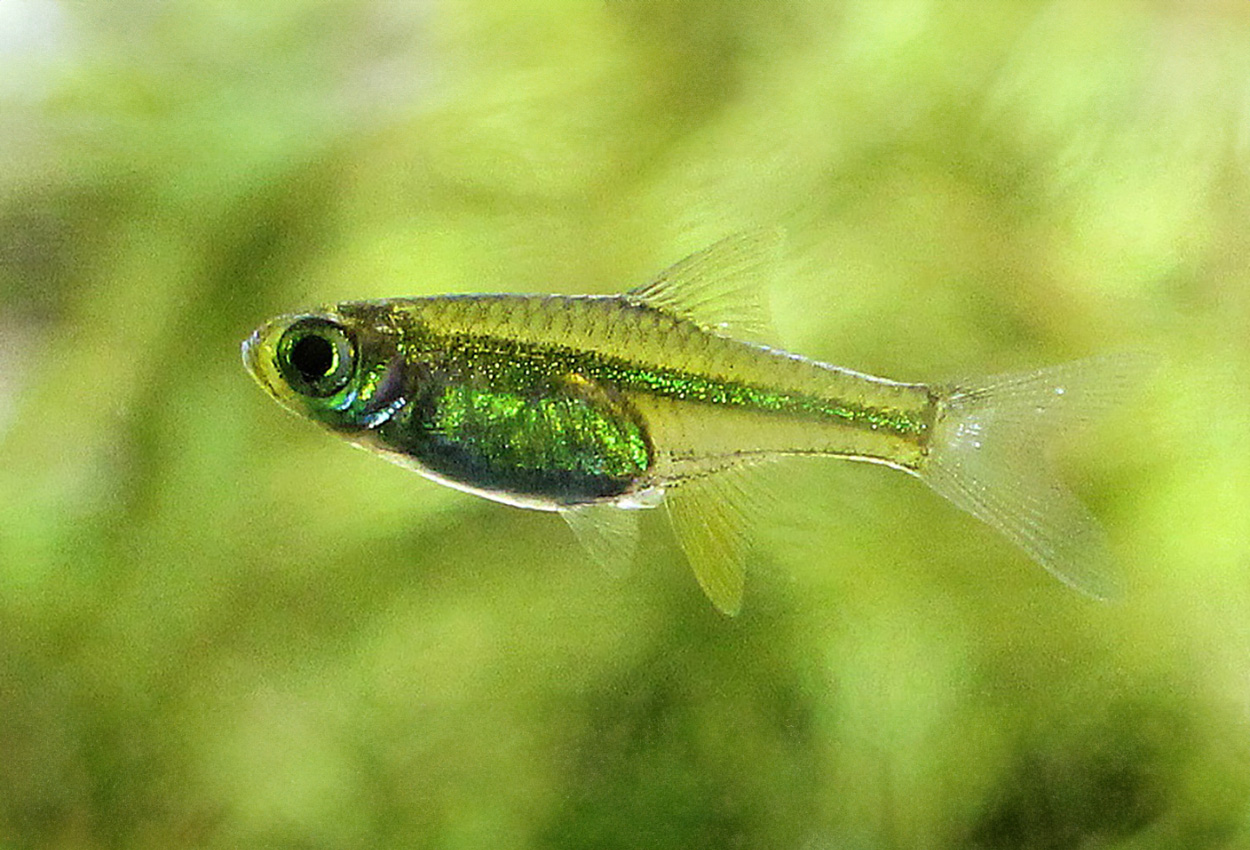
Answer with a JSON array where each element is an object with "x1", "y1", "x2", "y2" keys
[
  {"x1": 561, "y1": 502, "x2": 642, "y2": 578},
  {"x1": 920, "y1": 354, "x2": 1152, "y2": 600},
  {"x1": 664, "y1": 465, "x2": 768, "y2": 616},
  {"x1": 625, "y1": 228, "x2": 782, "y2": 342}
]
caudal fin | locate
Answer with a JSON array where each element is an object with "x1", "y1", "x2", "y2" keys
[{"x1": 919, "y1": 355, "x2": 1150, "y2": 599}]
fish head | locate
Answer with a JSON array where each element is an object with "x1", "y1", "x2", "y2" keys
[{"x1": 242, "y1": 306, "x2": 412, "y2": 433}]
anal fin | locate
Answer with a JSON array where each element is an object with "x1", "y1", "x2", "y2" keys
[{"x1": 665, "y1": 464, "x2": 770, "y2": 616}]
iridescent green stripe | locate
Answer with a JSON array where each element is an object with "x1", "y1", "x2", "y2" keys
[
  {"x1": 599, "y1": 359, "x2": 927, "y2": 437},
  {"x1": 439, "y1": 334, "x2": 929, "y2": 440}
]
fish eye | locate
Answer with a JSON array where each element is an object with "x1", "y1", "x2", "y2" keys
[{"x1": 276, "y1": 317, "x2": 356, "y2": 397}]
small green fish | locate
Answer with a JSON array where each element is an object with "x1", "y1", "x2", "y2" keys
[{"x1": 243, "y1": 231, "x2": 1135, "y2": 614}]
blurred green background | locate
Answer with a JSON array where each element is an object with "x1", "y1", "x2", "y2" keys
[{"x1": 1, "y1": 1, "x2": 1248, "y2": 847}]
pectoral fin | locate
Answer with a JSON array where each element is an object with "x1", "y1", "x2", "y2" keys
[{"x1": 561, "y1": 501, "x2": 642, "y2": 578}]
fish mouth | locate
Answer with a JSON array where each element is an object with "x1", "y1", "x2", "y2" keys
[
  {"x1": 241, "y1": 323, "x2": 284, "y2": 399},
  {"x1": 240, "y1": 329, "x2": 260, "y2": 374},
  {"x1": 241, "y1": 328, "x2": 266, "y2": 381}
]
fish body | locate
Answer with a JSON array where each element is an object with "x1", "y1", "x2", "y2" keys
[{"x1": 244, "y1": 232, "x2": 1132, "y2": 613}]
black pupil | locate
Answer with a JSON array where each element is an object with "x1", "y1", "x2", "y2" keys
[{"x1": 290, "y1": 333, "x2": 335, "y2": 381}]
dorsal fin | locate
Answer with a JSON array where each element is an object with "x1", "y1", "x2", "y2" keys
[{"x1": 625, "y1": 228, "x2": 783, "y2": 343}]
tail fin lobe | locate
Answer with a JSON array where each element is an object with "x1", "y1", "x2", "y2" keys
[{"x1": 919, "y1": 355, "x2": 1150, "y2": 599}]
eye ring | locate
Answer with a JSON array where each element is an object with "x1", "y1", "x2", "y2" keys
[{"x1": 276, "y1": 317, "x2": 356, "y2": 398}]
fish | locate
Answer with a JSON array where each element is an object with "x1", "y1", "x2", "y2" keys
[{"x1": 242, "y1": 230, "x2": 1140, "y2": 614}]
